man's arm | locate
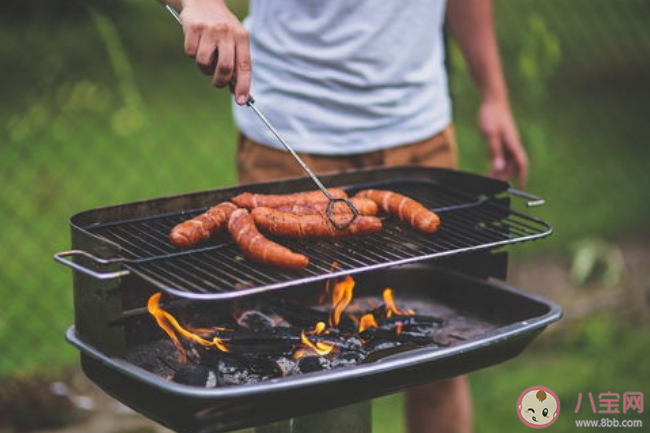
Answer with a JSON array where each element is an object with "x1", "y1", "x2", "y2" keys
[
  {"x1": 157, "y1": 0, "x2": 251, "y2": 105},
  {"x1": 447, "y1": 0, "x2": 528, "y2": 187}
]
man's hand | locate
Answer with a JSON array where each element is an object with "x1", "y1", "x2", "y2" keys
[
  {"x1": 478, "y1": 100, "x2": 528, "y2": 188},
  {"x1": 179, "y1": 0, "x2": 251, "y2": 105},
  {"x1": 447, "y1": 0, "x2": 529, "y2": 188}
]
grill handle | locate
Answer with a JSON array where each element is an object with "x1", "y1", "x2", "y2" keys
[
  {"x1": 507, "y1": 188, "x2": 545, "y2": 207},
  {"x1": 53, "y1": 250, "x2": 130, "y2": 280}
]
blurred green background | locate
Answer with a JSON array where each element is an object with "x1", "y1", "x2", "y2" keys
[{"x1": 1, "y1": 0, "x2": 649, "y2": 432}]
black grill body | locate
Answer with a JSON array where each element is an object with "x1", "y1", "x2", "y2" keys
[
  {"x1": 67, "y1": 266, "x2": 561, "y2": 433},
  {"x1": 57, "y1": 166, "x2": 560, "y2": 433}
]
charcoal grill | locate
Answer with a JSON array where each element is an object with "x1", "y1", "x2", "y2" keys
[{"x1": 55, "y1": 166, "x2": 561, "y2": 433}]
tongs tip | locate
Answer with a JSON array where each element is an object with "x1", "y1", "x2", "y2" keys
[{"x1": 327, "y1": 198, "x2": 359, "y2": 231}]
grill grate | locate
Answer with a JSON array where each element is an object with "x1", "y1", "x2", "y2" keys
[{"x1": 86, "y1": 180, "x2": 551, "y2": 299}]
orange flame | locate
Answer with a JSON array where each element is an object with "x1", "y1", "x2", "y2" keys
[
  {"x1": 319, "y1": 261, "x2": 342, "y2": 304},
  {"x1": 184, "y1": 325, "x2": 228, "y2": 335},
  {"x1": 147, "y1": 293, "x2": 229, "y2": 363},
  {"x1": 298, "y1": 321, "x2": 335, "y2": 357},
  {"x1": 382, "y1": 288, "x2": 414, "y2": 317},
  {"x1": 359, "y1": 313, "x2": 379, "y2": 332},
  {"x1": 329, "y1": 275, "x2": 355, "y2": 327}
]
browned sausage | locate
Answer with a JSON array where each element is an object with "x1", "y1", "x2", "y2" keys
[
  {"x1": 232, "y1": 188, "x2": 348, "y2": 209},
  {"x1": 170, "y1": 202, "x2": 238, "y2": 248},
  {"x1": 228, "y1": 209, "x2": 309, "y2": 270},
  {"x1": 274, "y1": 198, "x2": 378, "y2": 216},
  {"x1": 355, "y1": 189, "x2": 441, "y2": 233},
  {"x1": 251, "y1": 207, "x2": 383, "y2": 239}
]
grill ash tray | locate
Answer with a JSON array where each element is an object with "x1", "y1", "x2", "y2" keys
[
  {"x1": 61, "y1": 167, "x2": 552, "y2": 301},
  {"x1": 67, "y1": 266, "x2": 561, "y2": 433}
]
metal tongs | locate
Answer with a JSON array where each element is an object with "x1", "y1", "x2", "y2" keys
[{"x1": 164, "y1": 5, "x2": 359, "y2": 230}]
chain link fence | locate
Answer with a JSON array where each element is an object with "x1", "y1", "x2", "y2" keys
[{"x1": 0, "y1": 0, "x2": 648, "y2": 380}]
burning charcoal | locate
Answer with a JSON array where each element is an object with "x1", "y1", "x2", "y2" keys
[
  {"x1": 173, "y1": 365, "x2": 217, "y2": 388},
  {"x1": 364, "y1": 339, "x2": 402, "y2": 353},
  {"x1": 366, "y1": 303, "x2": 388, "y2": 320},
  {"x1": 360, "y1": 328, "x2": 434, "y2": 346},
  {"x1": 215, "y1": 356, "x2": 244, "y2": 375},
  {"x1": 125, "y1": 340, "x2": 182, "y2": 377},
  {"x1": 237, "y1": 310, "x2": 277, "y2": 331},
  {"x1": 270, "y1": 303, "x2": 329, "y2": 327},
  {"x1": 329, "y1": 351, "x2": 366, "y2": 369},
  {"x1": 272, "y1": 357, "x2": 295, "y2": 377},
  {"x1": 379, "y1": 315, "x2": 444, "y2": 328},
  {"x1": 309, "y1": 334, "x2": 364, "y2": 352},
  {"x1": 200, "y1": 328, "x2": 299, "y2": 358},
  {"x1": 296, "y1": 356, "x2": 330, "y2": 374},
  {"x1": 220, "y1": 327, "x2": 300, "y2": 343},
  {"x1": 336, "y1": 315, "x2": 359, "y2": 334},
  {"x1": 213, "y1": 357, "x2": 254, "y2": 386},
  {"x1": 245, "y1": 357, "x2": 283, "y2": 379}
]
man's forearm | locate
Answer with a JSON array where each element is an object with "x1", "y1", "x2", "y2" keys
[{"x1": 446, "y1": 0, "x2": 508, "y2": 103}]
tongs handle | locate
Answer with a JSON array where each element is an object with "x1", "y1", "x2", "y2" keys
[
  {"x1": 163, "y1": 5, "x2": 359, "y2": 229},
  {"x1": 507, "y1": 188, "x2": 545, "y2": 207}
]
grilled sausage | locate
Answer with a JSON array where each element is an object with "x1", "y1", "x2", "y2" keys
[
  {"x1": 274, "y1": 198, "x2": 378, "y2": 216},
  {"x1": 170, "y1": 202, "x2": 238, "y2": 248},
  {"x1": 251, "y1": 207, "x2": 383, "y2": 239},
  {"x1": 232, "y1": 188, "x2": 348, "y2": 209},
  {"x1": 355, "y1": 189, "x2": 441, "y2": 233},
  {"x1": 228, "y1": 208, "x2": 309, "y2": 270}
]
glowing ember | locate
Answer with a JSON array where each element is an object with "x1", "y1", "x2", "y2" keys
[
  {"x1": 382, "y1": 288, "x2": 414, "y2": 317},
  {"x1": 395, "y1": 322, "x2": 404, "y2": 335},
  {"x1": 147, "y1": 293, "x2": 229, "y2": 363},
  {"x1": 298, "y1": 321, "x2": 335, "y2": 357},
  {"x1": 359, "y1": 313, "x2": 379, "y2": 332},
  {"x1": 329, "y1": 275, "x2": 355, "y2": 327}
]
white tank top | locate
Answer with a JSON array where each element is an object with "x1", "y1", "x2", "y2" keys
[{"x1": 233, "y1": 0, "x2": 451, "y2": 155}]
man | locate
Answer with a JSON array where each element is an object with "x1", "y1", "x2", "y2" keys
[{"x1": 159, "y1": 1, "x2": 528, "y2": 431}]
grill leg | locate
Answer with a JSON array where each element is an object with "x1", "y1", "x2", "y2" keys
[{"x1": 253, "y1": 400, "x2": 371, "y2": 433}]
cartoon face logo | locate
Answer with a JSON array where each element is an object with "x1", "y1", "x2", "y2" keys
[{"x1": 517, "y1": 386, "x2": 560, "y2": 428}]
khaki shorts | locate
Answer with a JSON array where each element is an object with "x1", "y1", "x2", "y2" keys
[{"x1": 237, "y1": 125, "x2": 458, "y2": 184}]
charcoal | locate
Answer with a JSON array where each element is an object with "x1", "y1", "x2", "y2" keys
[
  {"x1": 219, "y1": 327, "x2": 301, "y2": 343},
  {"x1": 229, "y1": 343, "x2": 295, "y2": 357},
  {"x1": 309, "y1": 334, "x2": 364, "y2": 352},
  {"x1": 275, "y1": 357, "x2": 297, "y2": 377},
  {"x1": 244, "y1": 357, "x2": 283, "y2": 378},
  {"x1": 219, "y1": 370, "x2": 253, "y2": 386},
  {"x1": 296, "y1": 356, "x2": 330, "y2": 374},
  {"x1": 365, "y1": 303, "x2": 388, "y2": 320},
  {"x1": 379, "y1": 315, "x2": 443, "y2": 328},
  {"x1": 364, "y1": 339, "x2": 402, "y2": 352},
  {"x1": 215, "y1": 357, "x2": 254, "y2": 386},
  {"x1": 269, "y1": 303, "x2": 329, "y2": 327},
  {"x1": 360, "y1": 328, "x2": 434, "y2": 345},
  {"x1": 207, "y1": 328, "x2": 299, "y2": 357},
  {"x1": 215, "y1": 356, "x2": 244, "y2": 375},
  {"x1": 125, "y1": 340, "x2": 181, "y2": 377},
  {"x1": 237, "y1": 310, "x2": 277, "y2": 331},
  {"x1": 336, "y1": 315, "x2": 359, "y2": 334},
  {"x1": 173, "y1": 365, "x2": 217, "y2": 388},
  {"x1": 329, "y1": 351, "x2": 366, "y2": 368},
  {"x1": 217, "y1": 327, "x2": 363, "y2": 353}
]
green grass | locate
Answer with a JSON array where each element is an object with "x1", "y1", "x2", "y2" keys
[{"x1": 0, "y1": 0, "x2": 648, "y2": 384}]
